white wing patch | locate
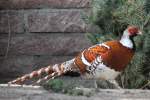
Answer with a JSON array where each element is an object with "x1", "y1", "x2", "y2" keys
[
  {"x1": 99, "y1": 43, "x2": 110, "y2": 49},
  {"x1": 88, "y1": 43, "x2": 110, "y2": 50},
  {"x1": 81, "y1": 50, "x2": 91, "y2": 66}
]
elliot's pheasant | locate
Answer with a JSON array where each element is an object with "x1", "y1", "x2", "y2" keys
[{"x1": 8, "y1": 26, "x2": 142, "y2": 88}]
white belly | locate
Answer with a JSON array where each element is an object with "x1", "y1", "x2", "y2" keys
[{"x1": 84, "y1": 63, "x2": 120, "y2": 80}]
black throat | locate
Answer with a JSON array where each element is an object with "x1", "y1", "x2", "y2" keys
[{"x1": 129, "y1": 36, "x2": 136, "y2": 51}]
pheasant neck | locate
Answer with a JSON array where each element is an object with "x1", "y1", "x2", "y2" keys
[{"x1": 119, "y1": 31, "x2": 136, "y2": 50}]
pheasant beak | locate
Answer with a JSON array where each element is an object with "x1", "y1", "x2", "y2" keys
[{"x1": 137, "y1": 31, "x2": 142, "y2": 35}]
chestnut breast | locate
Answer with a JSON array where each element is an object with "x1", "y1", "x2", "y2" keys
[{"x1": 102, "y1": 41, "x2": 134, "y2": 71}]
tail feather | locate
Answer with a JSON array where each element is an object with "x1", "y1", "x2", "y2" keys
[
  {"x1": 8, "y1": 59, "x2": 77, "y2": 85},
  {"x1": 35, "y1": 72, "x2": 58, "y2": 84},
  {"x1": 8, "y1": 66, "x2": 53, "y2": 85}
]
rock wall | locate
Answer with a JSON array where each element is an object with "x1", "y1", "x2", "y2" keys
[{"x1": 0, "y1": 0, "x2": 93, "y2": 82}]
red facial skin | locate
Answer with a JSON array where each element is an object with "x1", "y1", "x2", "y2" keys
[{"x1": 127, "y1": 26, "x2": 139, "y2": 36}]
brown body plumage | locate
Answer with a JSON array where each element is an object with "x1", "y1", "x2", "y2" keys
[{"x1": 75, "y1": 41, "x2": 134, "y2": 73}]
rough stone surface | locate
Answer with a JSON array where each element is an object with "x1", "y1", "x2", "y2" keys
[
  {"x1": 0, "y1": 0, "x2": 90, "y2": 9},
  {"x1": 0, "y1": 11, "x2": 24, "y2": 33},
  {"x1": 27, "y1": 9, "x2": 90, "y2": 33},
  {"x1": 0, "y1": 85, "x2": 150, "y2": 100},
  {"x1": 0, "y1": 34, "x2": 91, "y2": 56},
  {"x1": 0, "y1": 9, "x2": 95, "y2": 33}
]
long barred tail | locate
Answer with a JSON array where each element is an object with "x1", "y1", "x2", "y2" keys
[{"x1": 8, "y1": 59, "x2": 77, "y2": 85}]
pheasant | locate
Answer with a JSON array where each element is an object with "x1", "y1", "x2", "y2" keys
[{"x1": 8, "y1": 26, "x2": 142, "y2": 88}]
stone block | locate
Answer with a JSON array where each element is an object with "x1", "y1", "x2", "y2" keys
[
  {"x1": 0, "y1": 0, "x2": 90, "y2": 9},
  {"x1": 27, "y1": 9, "x2": 90, "y2": 33},
  {"x1": 0, "y1": 33, "x2": 92, "y2": 56},
  {"x1": 0, "y1": 11, "x2": 24, "y2": 33}
]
